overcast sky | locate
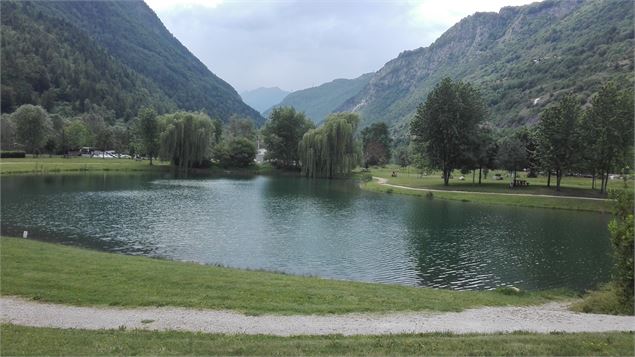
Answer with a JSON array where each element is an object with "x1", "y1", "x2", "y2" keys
[{"x1": 146, "y1": 0, "x2": 536, "y2": 93}]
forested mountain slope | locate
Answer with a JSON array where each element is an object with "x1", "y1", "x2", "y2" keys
[
  {"x1": 338, "y1": 0, "x2": 634, "y2": 134},
  {"x1": 265, "y1": 73, "x2": 373, "y2": 124},
  {"x1": 1, "y1": 1, "x2": 262, "y2": 124}
]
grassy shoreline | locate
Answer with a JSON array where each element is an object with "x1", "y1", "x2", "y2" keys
[
  {"x1": 2, "y1": 324, "x2": 632, "y2": 356},
  {"x1": 355, "y1": 166, "x2": 627, "y2": 212},
  {"x1": 0, "y1": 237, "x2": 574, "y2": 315}
]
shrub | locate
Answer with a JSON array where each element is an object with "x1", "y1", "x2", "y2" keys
[
  {"x1": 359, "y1": 173, "x2": 373, "y2": 182},
  {"x1": 218, "y1": 138, "x2": 256, "y2": 168},
  {"x1": 608, "y1": 189, "x2": 634, "y2": 311},
  {"x1": 0, "y1": 150, "x2": 26, "y2": 158}
]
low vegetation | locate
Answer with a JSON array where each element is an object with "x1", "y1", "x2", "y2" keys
[
  {"x1": 0, "y1": 237, "x2": 573, "y2": 315},
  {"x1": 2, "y1": 325, "x2": 632, "y2": 356}
]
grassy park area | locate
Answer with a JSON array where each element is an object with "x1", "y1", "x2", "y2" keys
[
  {"x1": 0, "y1": 237, "x2": 573, "y2": 315},
  {"x1": 358, "y1": 165, "x2": 632, "y2": 212},
  {"x1": 2, "y1": 324, "x2": 631, "y2": 356},
  {"x1": 0, "y1": 156, "x2": 169, "y2": 175}
]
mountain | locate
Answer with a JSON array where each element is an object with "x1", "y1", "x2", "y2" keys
[
  {"x1": 337, "y1": 0, "x2": 634, "y2": 134},
  {"x1": 265, "y1": 73, "x2": 373, "y2": 124},
  {"x1": 1, "y1": 1, "x2": 263, "y2": 124},
  {"x1": 240, "y1": 87, "x2": 290, "y2": 114}
]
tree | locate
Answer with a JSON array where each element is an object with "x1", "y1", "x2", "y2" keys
[
  {"x1": 225, "y1": 115, "x2": 256, "y2": 141},
  {"x1": 262, "y1": 107, "x2": 314, "y2": 168},
  {"x1": 496, "y1": 135, "x2": 528, "y2": 187},
  {"x1": 95, "y1": 127, "x2": 114, "y2": 158},
  {"x1": 410, "y1": 78, "x2": 486, "y2": 185},
  {"x1": 395, "y1": 146, "x2": 411, "y2": 168},
  {"x1": 111, "y1": 126, "x2": 130, "y2": 157},
  {"x1": 298, "y1": 112, "x2": 361, "y2": 178},
  {"x1": 473, "y1": 125, "x2": 498, "y2": 184},
  {"x1": 218, "y1": 138, "x2": 256, "y2": 167},
  {"x1": 535, "y1": 94, "x2": 581, "y2": 191},
  {"x1": 608, "y1": 189, "x2": 634, "y2": 313},
  {"x1": 12, "y1": 104, "x2": 49, "y2": 155},
  {"x1": 137, "y1": 107, "x2": 159, "y2": 165},
  {"x1": 361, "y1": 122, "x2": 392, "y2": 167},
  {"x1": 158, "y1": 111, "x2": 217, "y2": 173},
  {"x1": 0, "y1": 114, "x2": 16, "y2": 150},
  {"x1": 583, "y1": 83, "x2": 634, "y2": 193},
  {"x1": 64, "y1": 120, "x2": 92, "y2": 151}
]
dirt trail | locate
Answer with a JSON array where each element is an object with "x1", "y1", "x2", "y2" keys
[{"x1": 1, "y1": 297, "x2": 633, "y2": 336}]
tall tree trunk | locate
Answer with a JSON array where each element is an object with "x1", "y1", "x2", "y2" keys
[
  {"x1": 478, "y1": 166, "x2": 482, "y2": 184},
  {"x1": 443, "y1": 167, "x2": 450, "y2": 186},
  {"x1": 547, "y1": 170, "x2": 551, "y2": 187},
  {"x1": 556, "y1": 169, "x2": 562, "y2": 192},
  {"x1": 472, "y1": 170, "x2": 475, "y2": 183},
  {"x1": 592, "y1": 173, "x2": 596, "y2": 190}
]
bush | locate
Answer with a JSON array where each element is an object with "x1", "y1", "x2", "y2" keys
[
  {"x1": 608, "y1": 190, "x2": 634, "y2": 311},
  {"x1": 218, "y1": 138, "x2": 256, "y2": 168},
  {"x1": 572, "y1": 282, "x2": 633, "y2": 315},
  {"x1": 359, "y1": 173, "x2": 373, "y2": 182},
  {"x1": 0, "y1": 150, "x2": 26, "y2": 158}
]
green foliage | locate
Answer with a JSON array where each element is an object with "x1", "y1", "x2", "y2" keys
[
  {"x1": 0, "y1": 151, "x2": 26, "y2": 158},
  {"x1": 136, "y1": 108, "x2": 159, "y2": 163},
  {"x1": 573, "y1": 282, "x2": 632, "y2": 315},
  {"x1": 158, "y1": 112, "x2": 217, "y2": 172},
  {"x1": 410, "y1": 78, "x2": 486, "y2": 185},
  {"x1": 535, "y1": 94, "x2": 581, "y2": 190},
  {"x1": 0, "y1": 1, "x2": 175, "y2": 119},
  {"x1": 299, "y1": 113, "x2": 361, "y2": 178},
  {"x1": 262, "y1": 107, "x2": 314, "y2": 168},
  {"x1": 218, "y1": 138, "x2": 256, "y2": 168},
  {"x1": 1, "y1": 1, "x2": 262, "y2": 123},
  {"x1": 361, "y1": 122, "x2": 392, "y2": 166},
  {"x1": 225, "y1": 116, "x2": 256, "y2": 141},
  {"x1": 12, "y1": 104, "x2": 49, "y2": 154},
  {"x1": 496, "y1": 135, "x2": 528, "y2": 174},
  {"x1": 64, "y1": 120, "x2": 92, "y2": 151},
  {"x1": 0, "y1": 114, "x2": 16, "y2": 150},
  {"x1": 607, "y1": 190, "x2": 634, "y2": 312},
  {"x1": 581, "y1": 83, "x2": 634, "y2": 192}
]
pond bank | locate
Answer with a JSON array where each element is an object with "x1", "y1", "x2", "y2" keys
[{"x1": 0, "y1": 237, "x2": 573, "y2": 315}]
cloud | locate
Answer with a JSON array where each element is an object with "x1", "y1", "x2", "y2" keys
[{"x1": 148, "y1": 0, "x2": 535, "y2": 92}]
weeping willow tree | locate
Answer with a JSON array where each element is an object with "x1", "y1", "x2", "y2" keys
[
  {"x1": 298, "y1": 112, "x2": 361, "y2": 178},
  {"x1": 158, "y1": 111, "x2": 216, "y2": 173}
]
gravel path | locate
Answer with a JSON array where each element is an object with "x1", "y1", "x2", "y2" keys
[
  {"x1": 1, "y1": 297, "x2": 633, "y2": 336},
  {"x1": 373, "y1": 177, "x2": 610, "y2": 201}
]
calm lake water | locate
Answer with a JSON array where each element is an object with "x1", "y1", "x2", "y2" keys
[{"x1": 1, "y1": 174, "x2": 613, "y2": 291}]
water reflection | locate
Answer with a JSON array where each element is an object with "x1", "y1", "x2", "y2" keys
[{"x1": 0, "y1": 174, "x2": 613, "y2": 291}]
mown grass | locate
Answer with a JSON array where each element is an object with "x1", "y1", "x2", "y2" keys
[
  {"x1": 363, "y1": 180, "x2": 613, "y2": 212},
  {"x1": 369, "y1": 165, "x2": 632, "y2": 196},
  {"x1": 1, "y1": 325, "x2": 632, "y2": 356},
  {"x1": 0, "y1": 156, "x2": 169, "y2": 175},
  {"x1": 0, "y1": 237, "x2": 573, "y2": 315},
  {"x1": 357, "y1": 165, "x2": 623, "y2": 212}
]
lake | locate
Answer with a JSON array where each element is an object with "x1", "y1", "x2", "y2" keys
[{"x1": 0, "y1": 174, "x2": 613, "y2": 291}]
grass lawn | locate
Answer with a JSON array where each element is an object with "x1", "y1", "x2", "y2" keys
[
  {"x1": 2, "y1": 325, "x2": 632, "y2": 356},
  {"x1": 358, "y1": 165, "x2": 630, "y2": 212},
  {"x1": 0, "y1": 237, "x2": 573, "y2": 315},
  {"x1": 0, "y1": 156, "x2": 169, "y2": 175}
]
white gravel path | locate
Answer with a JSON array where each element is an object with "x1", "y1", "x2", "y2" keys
[{"x1": 1, "y1": 297, "x2": 633, "y2": 336}]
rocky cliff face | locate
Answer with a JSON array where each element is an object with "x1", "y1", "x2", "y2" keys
[{"x1": 338, "y1": 0, "x2": 633, "y2": 135}]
